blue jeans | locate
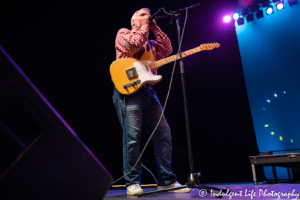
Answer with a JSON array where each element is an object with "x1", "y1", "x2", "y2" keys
[{"x1": 112, "y1": 86, "x2": 177, "y2": 187}]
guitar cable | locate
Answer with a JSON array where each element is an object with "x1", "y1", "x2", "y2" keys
[{"x1": 112, "y1": 8, "x2": 189, "y2": 185}]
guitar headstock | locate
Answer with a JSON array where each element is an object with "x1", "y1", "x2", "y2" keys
[{"x1": 200, "y1": 43, "x2": 220, "y2": 50}]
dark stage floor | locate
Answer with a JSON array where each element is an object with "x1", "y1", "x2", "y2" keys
[{"x1": 105, "y1": 182, "x2": 300, "y2": 200}]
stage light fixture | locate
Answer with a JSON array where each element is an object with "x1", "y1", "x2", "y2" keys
[
  {"x1": 262, "y1": 0, "x2": 271, "y2": 7},
  {"x1": 252, "y1": 4, "x2": 260, "y2": 12},
  {"x1": 223, "y1": 16, "x2": 231, "y2": 23},
  {"x1": 277, "y1": 2, "x2": 285, "y2": 10},
  {"x1": 288, "y1": 0, "x2": 298, "y2": 6},
  {"x1": 233, "y1": 13, "x2": 240, "y2": 20},
  {"x1": 266, "y1": 6, "x2": 274, "y2": 14},
  {"x1": 237, "y1": 17, "x2": 244, "y2": 25},
  {"x1": 241, "y1": 8, "x2": 249, "y2": 16},
  {"x1": 246, "y1": 13, "x2": 254, "y2": 22},
  {"x1": 256, "y1": 10, "x2": 264, "y2": 19}
]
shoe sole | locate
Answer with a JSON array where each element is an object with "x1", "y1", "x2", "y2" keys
[{"x1": 127, "y1": 191, "x2": 144, "y2": 195}]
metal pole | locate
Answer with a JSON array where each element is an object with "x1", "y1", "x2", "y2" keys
[{"x1": 175, "y1": 16, "x2": 194, "y2": 174}]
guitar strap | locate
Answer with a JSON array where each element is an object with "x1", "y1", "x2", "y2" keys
[{"x1": 147, "y1": 40, "x2": 155, "y2": 56}]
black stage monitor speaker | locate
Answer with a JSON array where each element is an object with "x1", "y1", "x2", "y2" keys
[{"x1": 0, "y1": 45, "x2": 113, "y2": 200}]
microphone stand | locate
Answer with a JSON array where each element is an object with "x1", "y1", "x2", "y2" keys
[{"x1": 138, "y1": 4, "x2": 227, "y2": 198}]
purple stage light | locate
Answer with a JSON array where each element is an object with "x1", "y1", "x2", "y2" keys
[
  {"x1": 277, "y1": 2, "x2": 284, "y2": 10},
  {"x1": 223, "y1": 16, "x2": 231, "y2": 23}
]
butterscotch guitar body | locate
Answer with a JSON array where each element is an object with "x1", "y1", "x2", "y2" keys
[{"x1": 110, "y1": 52, "x2": 162, "y2": 95}]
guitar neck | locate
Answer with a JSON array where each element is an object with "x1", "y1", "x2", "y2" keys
[{"x1": 149, "y1": 46, "x2": 201, "y2": 70}]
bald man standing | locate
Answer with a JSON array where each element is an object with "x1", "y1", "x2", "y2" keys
[{"x1": 113, "y1": 8, "x2": 191, "y2": 195}]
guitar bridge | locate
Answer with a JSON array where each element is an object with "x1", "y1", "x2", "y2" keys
[
  {"x1": 126, "y1": 67, "x2": 138, "y2": 79},
  {"x1": 123, "y1": 80, "x2": 141, "y2": 89}
]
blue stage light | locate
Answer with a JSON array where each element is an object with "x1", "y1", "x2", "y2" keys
[
  {"x1": 267, "y1": 99, "x2": 271, "y2": 103},
  {"x1": 233, "y1": 13, "x2": 240, "y2": 20},
  {"x1": 266, "y1": 6, "x2": 274, "y2": 15}
]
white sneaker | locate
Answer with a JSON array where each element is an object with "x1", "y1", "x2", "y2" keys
[
  {"x1": 157, "y1": 181, "x2": 192, "y2": 193},
  {"x1": 127, "y1": 184, "x2": 144, "y2": 195}
]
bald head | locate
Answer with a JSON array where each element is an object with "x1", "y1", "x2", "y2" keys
[{"x1": 131, "y1": 8, "x2": 151, "y2": 30}]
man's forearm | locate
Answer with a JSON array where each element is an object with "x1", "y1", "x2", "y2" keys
[{"x1": 116, "y1": 25, "x2": 149, "y2": 54}]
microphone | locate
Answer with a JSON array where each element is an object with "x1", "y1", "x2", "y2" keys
[{"x1": 150, "y1": 8, "x2": 164, "y2": 21}]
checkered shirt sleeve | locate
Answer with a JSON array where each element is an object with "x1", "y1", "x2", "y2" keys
[
  {"x1": 115, "y1": 25, "x2": 149, "y2": 59},
  {"x1": 115, "y1": 25, "x2": 172, "y2": 60},
  {"x1": 150, "y1": 26, "x2": 173, "y2": 60}
]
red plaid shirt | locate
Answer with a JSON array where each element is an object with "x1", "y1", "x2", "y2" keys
[{"x1": 115, "y1": 25, "x2": 172, "y2": 61}]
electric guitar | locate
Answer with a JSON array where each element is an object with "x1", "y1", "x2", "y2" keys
[{"x1": 110, "y1": 43, "x2": 220, "y2": 95}]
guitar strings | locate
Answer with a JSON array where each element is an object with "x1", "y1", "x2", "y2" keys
[{"x1": 112, "y1": 8, "x2": 189, "y2": 185}]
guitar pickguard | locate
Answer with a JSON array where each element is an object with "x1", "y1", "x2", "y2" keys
[{"x1": 132, "y1": 60, "x2": 161, "y2": 84}]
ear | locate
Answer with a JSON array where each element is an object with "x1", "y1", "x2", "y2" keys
[{"x1": 131, "y1": 19, "x2": 135, "y2": 27}]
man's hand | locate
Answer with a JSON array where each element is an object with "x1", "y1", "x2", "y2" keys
[
  {"x1": 136, "y1": 15, "x2": 150, "y2": 30},
  {"x1": 149, "y1": 19, "x2": 157, "y2": 32}
]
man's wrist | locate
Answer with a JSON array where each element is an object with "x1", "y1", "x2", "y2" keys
[
  {"x1": 153, "y1": 26, "x2": 166, "y2": 38},
  {"x1": 149, "y1": 24, "x2": 156, "y2": 32}
]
